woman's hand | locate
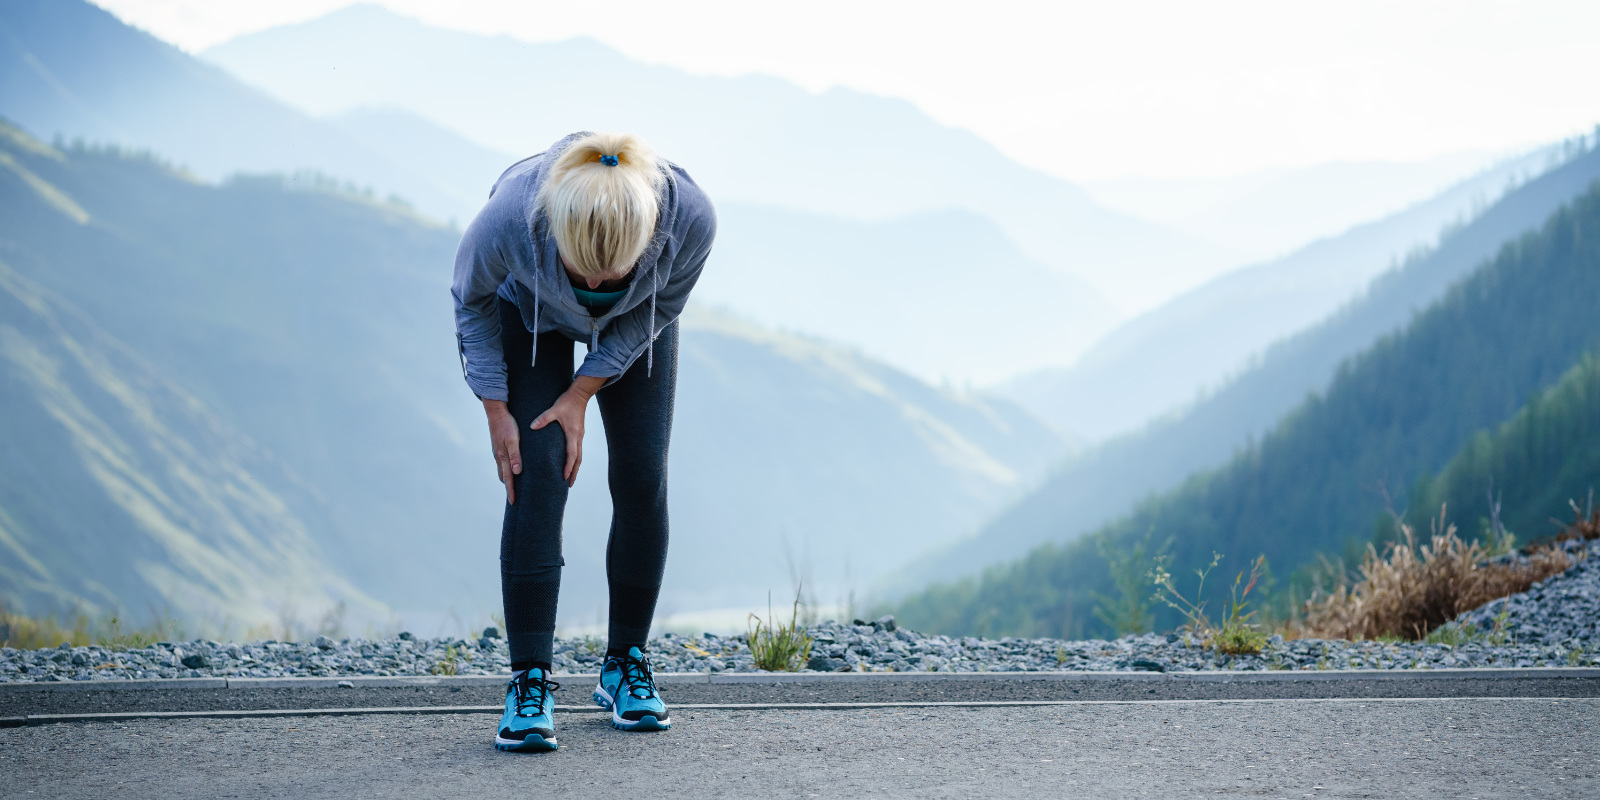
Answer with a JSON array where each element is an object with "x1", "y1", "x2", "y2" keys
[
  {"x1": 531, "y1": 376, "x2": 605, "y2": 488},
  {"x1": 482, "y1": 399, "x2": 522, "y2": 504}
]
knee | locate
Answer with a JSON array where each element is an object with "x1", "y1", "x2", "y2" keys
[
  {"x1": 516, "y1": 423, "x2": 570, "y2": 480},
  {"x1": 608, "y1": 465, "x2": 668, "y2": 509}
]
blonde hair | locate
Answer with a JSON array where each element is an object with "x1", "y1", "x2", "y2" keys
[{"x1": 537, "y1": 132, "x2": 665, "y2": 279}]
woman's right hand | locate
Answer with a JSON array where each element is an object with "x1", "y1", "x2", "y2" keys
[{"x1": 482, "y1": 399, "x2": 522, "y2": 504}]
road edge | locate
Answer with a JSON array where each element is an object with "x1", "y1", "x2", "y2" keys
[{"x1": 3, "y1": 666, "x2": 1598, "y2": 693}]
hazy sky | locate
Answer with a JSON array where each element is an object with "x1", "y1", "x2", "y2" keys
[{"x1": 97, "y1": 0, "x2": 1600, "y2": 181}]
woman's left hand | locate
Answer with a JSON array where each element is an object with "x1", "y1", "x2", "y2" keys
[{"x1": 531, "y1": 376, "x2": 604, "y2": 487}]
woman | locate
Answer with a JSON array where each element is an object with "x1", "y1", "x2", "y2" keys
[{"x1": 452, "y1": 131, "x2": 716, "y2": 752}]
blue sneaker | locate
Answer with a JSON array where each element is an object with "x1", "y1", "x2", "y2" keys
[
  {"x1": 593, "y1": 647, "x2": 671, "y2": 731},
  {"x1": 495, "y1": 668, "x2": 559, "y2": 752}
]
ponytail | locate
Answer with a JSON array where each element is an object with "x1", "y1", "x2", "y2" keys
[{"x1": 537, "y1": 132, "x2": 664, "y2": 279}]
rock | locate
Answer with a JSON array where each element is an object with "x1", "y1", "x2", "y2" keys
[
  {"x1": 181, "y1": 654, "x2": 210, "y2": 669},
  {"x1": 337, "y1": 680, "x2": 355, "y2": 688},
  {"x1": 807, "y1": 654, "x2": 847, "y2": 672},
  {"x1": 313, "y1": 635, "x2": 335, "y2": 650},
  {"x1": 482, "y1": 627, "x2": 501, "y2": 639},
  {"x1": 397, "y1": 632, "x2": 415, "y2": 641},
  {"x1": 875, "y1": 615, "x2": 898, "y2": 632},
  {"x1": 1129, "y1": 659, "x2": 1164, "y2": 672},
  {"x1": 478, "y1": 637, "x2": 496, "y2": 650}
]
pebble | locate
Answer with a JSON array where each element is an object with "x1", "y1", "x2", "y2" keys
[{"x1": 3, "y1": 544, "x2": 1594, "y2": 683}]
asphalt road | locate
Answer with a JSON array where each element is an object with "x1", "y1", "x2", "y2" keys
[{"x1": 2, "y1": 698, "x2": 1594, "y2": 799}]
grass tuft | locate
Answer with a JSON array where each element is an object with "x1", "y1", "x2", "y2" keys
[
  {"x1": 430, "y1": 643, "x2": 471, "y2": 676},
  {"x1": 1152, "y1": 552, "x2": 1270, "y2": 655},
  {"x1": 747, "y1": 588, "x2": 813, "y2": 672}
]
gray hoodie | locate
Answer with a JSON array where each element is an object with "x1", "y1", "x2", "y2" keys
[{"x1": 452, "y1": 132, "x2": 718, "y2": 402}]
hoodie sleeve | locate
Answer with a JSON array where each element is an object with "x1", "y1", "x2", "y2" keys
[
  {"x1": 576, "y1": 193, "x2": 717, "y2": 382},
  {"x1": 451, "y1": 209, "x2": 513, "y2": 402}
]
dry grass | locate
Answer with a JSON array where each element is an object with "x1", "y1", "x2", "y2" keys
[
  {"x1": 1532, "y1": 495, "x2": 1600, "y2": 551},
  {"x1": 0, "y1": 600, "x2": 179, "y2": 651},
  {"x1": 1298, "y1": 507, "x2": 1581, "y2": 641}
]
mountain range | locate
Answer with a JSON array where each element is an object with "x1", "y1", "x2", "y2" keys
[
  {"x1": 200, "y1": 3, "x2": 1240, "y2": 316},
  {"x1": 1083, "y1": 150, "x2": 1510, "y2": 260},
  {"x1": 1007, "y1": 142, "x2": 1571, "y2": 442},
  {"x1": 886, "y1": 134, "x2": 1600, "y2": 595},
  {"x1": 6, "y1": 0, "x2": 1593, "y2": 639},
  {"x1": 892, "y1": 176, "x2": 1600, "y2": 636},
  {"x1": 0, "y1": 117, "x2": 1066, "y2": 632}
]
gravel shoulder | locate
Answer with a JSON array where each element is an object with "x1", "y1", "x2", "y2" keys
[
  {"x1": 7, "y1": 540, "x2": 1594, "y2": 685},
  {"x1": 3, "y1": 698, "x2": 1593, "y2": 799}
]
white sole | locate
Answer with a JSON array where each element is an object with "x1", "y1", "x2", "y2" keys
[
  {"x1": 610, "y1": 710, "x2": 670, "y2": 731},
  {"x1": 494, "y1": 733, "x2": 557, "y2": 751},
  {"x1": 595, "y1": 681, "x2": 670, "y2": 730}
]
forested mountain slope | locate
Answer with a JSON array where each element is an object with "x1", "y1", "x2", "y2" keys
[
  {"x1": 1406, "y1": 354, "x2": 1600, "y2": 541},
  {"x1": 892, "y1": 181, "x2": 1600, "y2": 637},
  {"x1": 0, "y1": 130, "x2": 372, "y2": 627},
  {"x1": 885, "y1": 138, "x2": 1600, "y2": 596},
  {"x1": 0, "y1": 121, "x2": 471, "y2": 627},
  {"x1": 0, "y1": 121, "x2": 1063, "y2": 629}
]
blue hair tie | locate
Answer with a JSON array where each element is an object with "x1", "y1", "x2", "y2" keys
[{"x1": 600, "y1": 154, "x2": 620, "y2": 166}]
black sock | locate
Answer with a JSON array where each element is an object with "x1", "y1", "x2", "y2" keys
[
  {"x1": 511, "y1": 660, "x2": 553, "y2": 675},
  {"x1": 605, "y1": 647, "x2": 644, "y2": 660}
]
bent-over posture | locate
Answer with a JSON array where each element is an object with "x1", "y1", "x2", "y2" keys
[{"x1": 452, "y1": 131, "x2": 716, "y2": 752}]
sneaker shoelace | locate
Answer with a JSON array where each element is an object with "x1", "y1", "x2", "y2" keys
[
  {"x1": 510, "y1": 671, "x2": 561, "y2": 717},
  {"x1": 612, "y1": 653, "x2": 659, "y2": 700}
]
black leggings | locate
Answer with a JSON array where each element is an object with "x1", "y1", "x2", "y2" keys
[{"x1": 497, "y1": 298, "x2": 677, "y2": 666}]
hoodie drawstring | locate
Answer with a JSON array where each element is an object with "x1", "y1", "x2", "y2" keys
[
  {"x1": 530, "y1": 279, "x2": 540, "y2": 367},
  {"x1": 646, "y1": 269, "x2": 659, "y2": 377}
]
